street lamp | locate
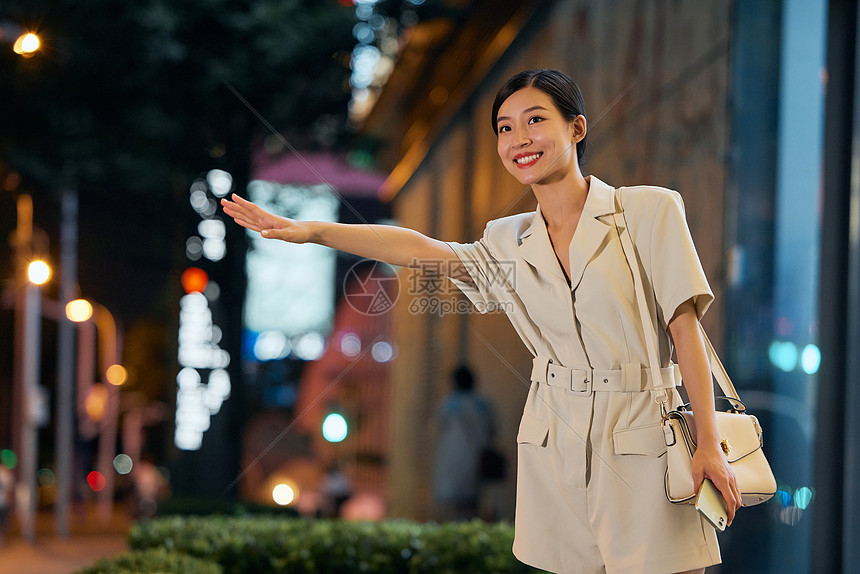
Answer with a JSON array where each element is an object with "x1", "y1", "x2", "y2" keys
[
  {"x1": 66, "y1": 298, "x2": 124, "y2": 524},
  {"x1": 17, "y1": 259, "x2": 51, "y2": 542},
  {"x1": 12, "y1": 32, "x2": 40, "y2": 57}
]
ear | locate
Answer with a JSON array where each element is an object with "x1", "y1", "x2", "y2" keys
[{"x1": 570, "y1": 115, "x2": 587, "y2": 143}]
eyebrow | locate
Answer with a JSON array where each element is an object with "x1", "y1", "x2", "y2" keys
[{"x1": 496, "y1": 105, "x2": 550, "y2": 124}]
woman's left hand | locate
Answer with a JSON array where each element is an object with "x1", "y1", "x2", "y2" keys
[{"x1": 691, "y1": 442, "x2": 742, "y2": 525}]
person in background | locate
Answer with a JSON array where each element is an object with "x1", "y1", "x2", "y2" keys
[
  {"x1": 431, "y1": 365, "x2": 496, "y2": 521},
  {"x1": 0, "y1": 464, "x2": 14, "y2": 545}
]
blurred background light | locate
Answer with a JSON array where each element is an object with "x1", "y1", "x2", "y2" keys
[
  {"x1": 181, "y1": 267, "x2": 209, "y2": 294},
  {"x1": 253, "y1": 330, "x2": 291, "y2": 361},
  {"x1": 85, "y1": 384, "x2": 109, "y2": 422},
  {"x1": 0, "y1": 449, "x2": 17, "y2": 470},
  {"x1": 322, "y1": 413, "x2": 348, "y2": 443},
  {"x1": 794, "y1": 486, "x2": 814, "y2": 510},
  {"x1": 37, "y1": 468, "x2": 55, "y2": 488},
  {"x1": 294, "y1": 332, "x2": 325, "y2": 361},
  {"x1": 371, "y1": 340, "x2": 395, "y2": 362},
  {"x1": 87, "y1": 471, "x2": 106, "y2": 492},
  {"x1": 768, "y1": 340, "x2": 798, "y2": 372},
  {"x1": 13, "y1": 32, "x2": 39, "y2": 56},
  {"x1": 186, "y1": 236, "x2": 203, "y2": 260},
  {"x1": 206, "y1": 169, "x2": 233, "y2": 197},
  {"x1": 106, "y1": 364, "x2": 128, "y2": 386},
  {"x1": 27, "y1": 260, "x2": 51, "y2": 285},
  {"x1": 340, "y1": 332, "x2": 361, "y2": 358},
  {"x1": 66, "y1": 299, "x2": 94, "y2": 322},
  {"x1": 800, "y1": 344, "x2": 821, "y2": 374},
  {"x1": 272, "y1": 483, "x2": 296, "y2": 506},
  {"x1": 113, "y1": 454, "x2": 133, "y2": 475}
]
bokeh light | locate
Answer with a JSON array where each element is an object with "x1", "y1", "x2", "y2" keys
[
  {"x1": 13, "y1": 33, "x2": 40, "y2": 56},
  {"x1": 181, "y1": 267, "x2": 209, "y2": 294},
  {"x1": 1, "y1": 449, "x2": 17, "y2": 470},
  {"x1": 106, "y1": 364, "x2": 128, "y2": 386},
  {"x1": 272, "y1": 483, "x2": 296, "y2": 506},
  {"x1": 66, "y1": 299, "x2": 94, "y2": 322},
  {"x1": 85, "y1": 384, "x2": 109, "y2": 422},
  {"x1": 113, "y1": 454, "x2": 133, "y2": 475},
  {"x1": 38, "y1": 468, "x2": 56, "y2": 487},
  {"x1": 768, "y1": 340, "x2": 798, "y2": 372},
  {"x1": 206, "y1": 169, "x2": 233, "y2": 197},
  {"x1": 372, "y1": 340, "x2": 395, "y2": 362},
  {"x1": 800, "y1": 344, "x2": 821, "y2": 374},
  {"x1": 340, "y1": 332, "x2": 361, "y2": 358},
  {"x1": 322, "y1": 413, "x2": 348, "y2": 443},
  {"x1": 87, "y1": 471, "x2": 106, "y2": 492},
  {"x1": 27, "y1": 260, "x2": 51, "y2": 285}
]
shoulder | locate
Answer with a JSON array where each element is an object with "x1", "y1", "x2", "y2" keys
[
  {"x1": 480, "y1": 211, "x2": 533, "y2": 244},
  {"x1": 618, "y1": 185, "x2": 683, "y2": 211},
  {"x1": 617, "y1": 185, "x2": 688, "y2": 227}
]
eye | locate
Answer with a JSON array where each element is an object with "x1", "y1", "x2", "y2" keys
[
  {"x1": 498, "y1": 125, "x2": 511, "y2": 133},
  {"x1": 528, "y1": 116, "x2": 545, "y2": 125}
]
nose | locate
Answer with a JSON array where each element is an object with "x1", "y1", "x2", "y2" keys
[{"x1": 513, "y1": 125, "x2": 531, "y2": 147}]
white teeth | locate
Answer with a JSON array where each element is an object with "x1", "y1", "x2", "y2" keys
[{"x1": 515, "y1": 153, "x2": 541, "y2": 164}]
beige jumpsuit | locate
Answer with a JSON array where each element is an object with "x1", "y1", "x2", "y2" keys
[{"x1": 447, "y1": 176, "x2": 721, "y2": 574}]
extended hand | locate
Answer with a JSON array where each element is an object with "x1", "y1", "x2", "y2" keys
[
  {"x1": 692, "y1": 444, "x2": 742, "y2": 526},
  {"x1": 221, "y1": 195, "x2": 313, "y2": 243}
]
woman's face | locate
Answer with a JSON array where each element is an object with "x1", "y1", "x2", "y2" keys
[{"x1": 495, "y1": 86, "x2": 582, "y2": 186}]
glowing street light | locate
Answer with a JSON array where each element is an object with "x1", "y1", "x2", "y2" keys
[
  {"x1": 66, "y1": 299, "x2": 94, "y2": 322},
  {"x1": 13, "y1": 32, "x2": 39, "y2": 56},
  {"x1": 27, "y1": 260, "x2": 50, "y2": 285},
  {"x1": 106, "y1": 364, "x2": 128, "y2": 386}
]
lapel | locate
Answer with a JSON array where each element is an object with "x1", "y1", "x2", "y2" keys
[
  {"x1": 517, "y1": 205, "x2": 566, "y2": 281},
  {"x1": 516, "y1": 175, "x2": 618, "y2": 289},
  {"x1": 567, "y1": 176, "x2": 617, "y2": 290}
]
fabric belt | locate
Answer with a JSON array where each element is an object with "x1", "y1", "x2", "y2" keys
[{"x1": 530, "y1": 356, "x2": 681, "y2": 396}]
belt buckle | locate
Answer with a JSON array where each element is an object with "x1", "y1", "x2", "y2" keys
[{"x1": 569, "y1": 369, "x2": 593, "y2": 397}]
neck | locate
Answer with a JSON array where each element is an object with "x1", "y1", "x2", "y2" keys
[{"x1": 532, "y1": 170, "x2": 589, "y2": 231}]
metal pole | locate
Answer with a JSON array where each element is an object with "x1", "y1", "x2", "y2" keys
[
  {"x1": 19, "y1": 283, "x2": 41, "y2": 543},
  {"x1": 55, "y1": 185, "x2": 78, "y2": 538},
  {"x1": 94, "y1": 306, "x2": 119, "y2": 524}
]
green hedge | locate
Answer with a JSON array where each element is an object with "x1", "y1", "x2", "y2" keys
[
  {"x1": 74, "y1": 547, "x2": 222, "y2": 574},
  {"x1": 124, "y1": 516, "x2": 547, "y2": 574}
]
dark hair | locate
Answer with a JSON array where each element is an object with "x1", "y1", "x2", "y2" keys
[
  {"x1": 491, "y1": 69, "x2": 587, "y2": 170},
  {"x1": 453, "y1": 365, "x2": 475, "y2": 391}
]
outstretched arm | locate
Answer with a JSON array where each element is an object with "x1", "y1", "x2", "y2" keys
[
  {"x1": 669, "y1": 299, "x2": 742, "y2": 525},
  {"x1": 221, "y1": 194, "x2": 468, "y2": 275}
]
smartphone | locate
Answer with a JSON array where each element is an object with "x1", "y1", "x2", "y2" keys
[{"x1": 695, "y1": 479, "x2": 728, "y2": 532}]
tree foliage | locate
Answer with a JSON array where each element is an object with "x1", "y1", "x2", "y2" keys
[{"x1": 1, "y1": 0, "x2": 356, "y2": 196}]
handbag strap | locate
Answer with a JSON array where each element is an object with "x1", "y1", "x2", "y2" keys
[{"x1": 610, "y1": 188, "x2": 742, "y2": 408}]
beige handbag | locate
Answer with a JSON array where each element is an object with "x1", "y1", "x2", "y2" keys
[{"x1": 613, "y1": 191, "x2": 776, "y2": 507}]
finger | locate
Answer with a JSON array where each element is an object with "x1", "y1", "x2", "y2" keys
[
  {"x1": 692, "y1": 470, "x2": 705, "y2": 494},
  {"x1": 233, "y1": 218, "x2": 263, "y2": 233}
]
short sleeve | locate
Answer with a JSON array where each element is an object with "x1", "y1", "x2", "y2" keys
[
  {"x1": 446, "y1": 232, "x2": 515, "y2": 314},
  {"x1": 648, "y1": 193, "x2": 713, "y2": 323}
]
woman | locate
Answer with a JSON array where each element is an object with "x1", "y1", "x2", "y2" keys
[{"x1": 222, "y1": 69, "x2": 740, "y2": 573}]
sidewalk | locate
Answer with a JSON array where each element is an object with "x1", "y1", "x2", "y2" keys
[{"x1": 0, "y1": 505, "x2": 131, "y2": 574}]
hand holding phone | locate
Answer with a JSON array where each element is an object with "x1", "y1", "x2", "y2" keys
[{"x1": 695, "y1": 478, "x2": 728, "y2": 532}]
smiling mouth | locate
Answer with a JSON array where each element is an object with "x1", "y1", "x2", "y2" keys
[{"x1": 514, "y1": 152, "x2": 542, "y2": 166}]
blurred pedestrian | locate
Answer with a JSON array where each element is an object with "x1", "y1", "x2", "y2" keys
[
  {"x1": 222, "y1": 68, "x2": 739, "y2": 573},
  {"x1": 0, "y1": 464, "x2": 13, "y2": 545},
  {"x1": 320, "y1": 461, "x2": 352, "y2": 518},
  {"x1": 431, "y1": 365, "x2": 496, "y2": 521}
]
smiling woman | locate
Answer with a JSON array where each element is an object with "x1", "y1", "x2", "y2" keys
[{"x1": 222, "y1": 69, "x2": 734, "y2": 574}]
